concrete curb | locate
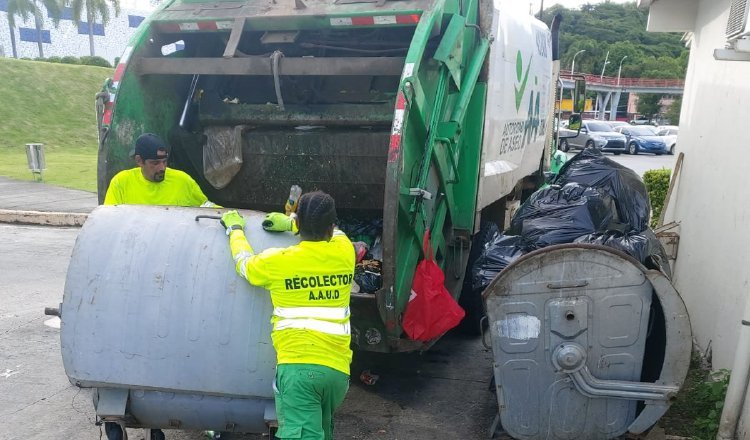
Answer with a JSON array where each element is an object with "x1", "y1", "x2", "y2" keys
[{"x1": 0, "y1": 209, "x2": 88, "y2": 227}]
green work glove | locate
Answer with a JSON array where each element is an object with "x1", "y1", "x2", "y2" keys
[
  {"x1": 262, "y1": 212, "x2": 295, "y2": 232},
  {"x1": 221, "y1": 210, "x2": 246, "y2": 234}
]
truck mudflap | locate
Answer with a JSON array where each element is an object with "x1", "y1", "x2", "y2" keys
[
  {"x1": 483, "y1": 244, "x2": 691, "y2": 440},
  {"x1": 61, "y1": 205, "x2": 299, "y2": 432}
]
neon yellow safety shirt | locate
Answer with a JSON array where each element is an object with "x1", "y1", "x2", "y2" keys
[
  {"x1": 228, "y1": 228, "x2": 354, "y2": 375},
  {"x1": 103, "y1": 167, "x2": 215, "y2": 207}
]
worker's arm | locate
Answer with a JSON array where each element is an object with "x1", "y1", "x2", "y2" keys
[
  {"x1": 186, "y1": 174, "x2": 222, "y2": 208},
  {"x1": 103, "y1": 176, "x2": 122, "y2": 205},
  {"x1": 221, "y1": 210, "x2": 268, "y2": 286}
]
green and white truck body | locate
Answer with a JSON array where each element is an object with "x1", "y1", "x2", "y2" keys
[{"x1": 95, "y1": 0, "x2": 556, "y2": 354}]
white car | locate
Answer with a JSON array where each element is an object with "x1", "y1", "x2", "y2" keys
[{"x1": 656, "y1": 125, "x2": 678, "y2": 155}]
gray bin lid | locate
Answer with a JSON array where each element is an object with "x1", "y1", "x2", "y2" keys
[{"x1": 61, "y1": 205, "x2": 299, "y2": 398}]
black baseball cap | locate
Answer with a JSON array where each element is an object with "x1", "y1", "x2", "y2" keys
[{"x1": 131, "y1": 133, "x2": 169, "y2": 160}]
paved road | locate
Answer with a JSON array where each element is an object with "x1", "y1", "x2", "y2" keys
[
  {"x1": 567, "y1": 150, "x2": 677, "y2": 177},
  {"x1": 0, "y1": 224, "x2": 497, "y2": 440}
]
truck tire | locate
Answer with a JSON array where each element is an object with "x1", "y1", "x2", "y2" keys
[{"x1": 458, "y1": 221, "x2": 499, "y2": 335}]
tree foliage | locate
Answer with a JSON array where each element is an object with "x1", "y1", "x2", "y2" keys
[
  {"x1": 637, "y1": 94, "x2": 661, "y2": 118},
  {"x1": 544, "y1": 2, "x2": 688, "y2": 80},
  {"x1": 664, "y1": 95, "x2": 682, "y2": 124},
  {"x1": 65, "y1": 0, "x2": 121, "y2": 56}
]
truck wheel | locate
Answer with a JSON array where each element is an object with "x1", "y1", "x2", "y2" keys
[
  {"x1": 559, "y1": 139, "x2": 570, "y2": 152},
  {"x1": 458, "y1": 221, "x2": 499, "y2": 335},
  {"x1": 104, "y1": 422, "x2": 124, "y2": 440}
]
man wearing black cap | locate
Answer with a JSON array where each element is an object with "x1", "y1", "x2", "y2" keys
[{"x1": 104, "y1": 133, "x2": 217, "y2": 207}]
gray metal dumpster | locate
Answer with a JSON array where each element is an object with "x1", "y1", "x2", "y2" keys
[
  {"x1": 60, "y1": 205, "x2": 299, "y2": 434},
  {"x1": 484, "y1": 244, "x2": 691, "y2": 440}
]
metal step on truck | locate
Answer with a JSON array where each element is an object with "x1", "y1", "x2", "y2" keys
[{"x1": 54, "y1": 0, "x2": 691, "y2": 438}]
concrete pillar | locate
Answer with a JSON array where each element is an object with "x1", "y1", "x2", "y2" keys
[{"x1": 609, "y1": 91, "x2": 622, "y2": 121}]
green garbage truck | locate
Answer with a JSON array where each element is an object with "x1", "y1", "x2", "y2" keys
[{"x1": 95, "y1": 0, "x2": 562, "y2": 353}]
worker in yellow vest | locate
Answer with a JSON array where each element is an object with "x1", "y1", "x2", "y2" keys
[
  {"x1": 104, "y1": 133, "x2": 218, "y2": 207},
  {"x1": 221, "y1": 191, "x2": 353, "y2": 440}
]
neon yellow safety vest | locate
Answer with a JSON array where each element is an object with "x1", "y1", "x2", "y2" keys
[
  {"x1": 229, "y1": 228, "x2": 354, "y2": 375},
  {"x1": 104, "y1": 167, "x2": 216, "y2": 207}
]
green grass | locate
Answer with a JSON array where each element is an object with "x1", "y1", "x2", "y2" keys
[
  {"x1": 0, "y1": 58, "x2": 112, "y2": 192},
  {"x1": 660, "y1": 353, "x2": 730, "y2": 439}
]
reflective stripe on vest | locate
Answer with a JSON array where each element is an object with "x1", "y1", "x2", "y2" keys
[
  {"x1": 234, "y1": 250, "x2": 254, "y2": 279},
  {"x1": 274, "y1": 318, "x2": 351, "y2": 336},
  {"x1": 273, "y1": 306, "x2": 350, "y2": 320}
]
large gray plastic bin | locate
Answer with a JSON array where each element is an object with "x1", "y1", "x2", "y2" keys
[
  {"x1": 484, "y1": 244, "x2": 691, "y2": 440},
  {"x1": 61, "y1": 205, "x2": 299, "y2": 432}
]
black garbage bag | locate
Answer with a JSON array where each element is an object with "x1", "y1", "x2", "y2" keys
[
  {"x1": 471, "y1": 234, "x2": 525, "y2": 291},
  {"x1": 552, "y1": 147, "x2": 651, "y2": 233},
  {"x1": 354, "y1": 259, "x2": 382, "y2": 293},
  {"x1": 575, "y1": 229, "x2": 672, "y2": 278},
  {"x1": 337, "y1": 217, "x2": 383, "y2": 247},
  {"x1": 508, "y1": 182, "x2": 618, "y2": 250}
]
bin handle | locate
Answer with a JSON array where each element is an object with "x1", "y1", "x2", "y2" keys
[{"x1": 547, "y1": 280, "x2": 588, "y2": 289}]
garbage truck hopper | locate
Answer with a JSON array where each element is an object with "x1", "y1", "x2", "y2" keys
[{"x1": 95, "y1": 0, "x2": 555, "y2": 354}]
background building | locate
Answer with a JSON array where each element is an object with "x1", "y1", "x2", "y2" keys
[
  {"x1": 0, "y1": 0, "x2": 152, "y2": 63},
  {"x1": 639, "y1": 0, "x2": 750, "y2": 437}
]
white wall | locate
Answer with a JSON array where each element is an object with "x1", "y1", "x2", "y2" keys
[
  {"x1": 662, "y1": 0, "x2": 750, "y2": 371},
  {"x1": 0, "y1": 4, "x2": 152, "y2": 64}
]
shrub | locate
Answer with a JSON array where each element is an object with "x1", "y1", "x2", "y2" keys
[
  {"x1": 60, "y1": 56, "x2": 80, "y2": 64},
  {"x1": 80, "y1": 55, "x2": 112, "y2": 68},
  {"x1": 46, "y1": 56, "x2": 62, "y2": 63},
  {"x1": 643, "y1": 168, "x2": 671, "y2": 228}
]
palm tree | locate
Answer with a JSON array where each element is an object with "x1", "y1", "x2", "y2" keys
[
  {"x1": 6, "y1": 0, "x2": 61, "y2": 58},
  {"x1": 67, "y1": 0, "x2": 120, "y2": 56}
]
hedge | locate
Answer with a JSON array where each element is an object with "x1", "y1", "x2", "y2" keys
[
  {"x1": 23, "y1": 56, "x2": 112, "y2": 68},
  {"x1": 643, "y1": 168, "x2": 671, "y2": 228}
]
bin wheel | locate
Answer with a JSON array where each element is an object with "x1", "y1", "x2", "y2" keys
[
  {"x1": 150, "y1": 429, "x2": 166, "y2": 440},
  {"x1": 104, "y1": 422, "x2": 124, "y2": 440}
]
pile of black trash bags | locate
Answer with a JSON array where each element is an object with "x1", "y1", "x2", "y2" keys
[{"x1": 472, "y1": 148, "x2": 671, "y2": 292}]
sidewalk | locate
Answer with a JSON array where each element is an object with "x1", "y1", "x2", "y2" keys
[{"x1": 0, "y1": 176, "x2": 98, "y2": 226}]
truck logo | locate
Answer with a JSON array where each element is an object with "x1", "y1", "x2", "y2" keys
[{"x1": 514, "y1": 51, "x2": 533, "y2": 112}]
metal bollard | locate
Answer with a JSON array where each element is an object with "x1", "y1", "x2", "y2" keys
[{"x1": 25, "y1": 143, "x2": 46, "y2": 182}]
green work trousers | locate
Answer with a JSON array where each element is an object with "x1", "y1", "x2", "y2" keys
[{"x1": 274, "y1": 363, "x2": 350, "y2": 440}]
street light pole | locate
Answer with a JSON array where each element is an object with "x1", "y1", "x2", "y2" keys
[
  {"x1": 617, "y1": 55, "x2": 628, "y2": 86},
  {"x1": 599, "y1": 50, "x2": 610, "y2": 80},
  {"x1": 571, "y1": 49, "x2": 586, "y2": 75},
  {"x1": 570, "y1": 49, "x2": 586, "y2": 110}
]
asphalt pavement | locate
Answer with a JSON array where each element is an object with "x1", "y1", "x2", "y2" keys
[{"x1": 0, "y1": 177, "x2": 97, "y2": 226}]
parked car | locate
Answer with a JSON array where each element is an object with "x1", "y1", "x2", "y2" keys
[
  {"x1": 558, "y1": 120, "x2": 627, "y2": 155},
  {"x1": 607, "y1": 121, "x2": 631, "y2": 129},
  {"x1": 656, "y1": 125, "x2": 678, "y2": 155},
  {"x1": 613, "y1": 125, "x2": 669, "y2": 155},
  {"x1": 630, "y1": 117, "x2": 655, "y2": 125}
]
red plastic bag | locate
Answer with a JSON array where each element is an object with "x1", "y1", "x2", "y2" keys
[{"x1": 402, "y1": 230, "x2": 466, "y2": 342}]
